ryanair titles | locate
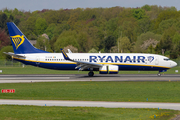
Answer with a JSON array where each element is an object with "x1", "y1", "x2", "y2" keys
[{"x1": 90, "y1": 56, "x2": 147, "y2": 63}]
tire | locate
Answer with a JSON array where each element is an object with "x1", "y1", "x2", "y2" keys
[
  {"x1": 157, "y1": 73, "x2": 161, "y2": 76},
  {"x1": 88, "y1": 72, "x2": 94, "y2": 77}
]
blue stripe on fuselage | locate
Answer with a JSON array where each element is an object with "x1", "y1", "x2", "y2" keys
[{"x1": 13, "y1": 58, "x2": 169, "y2": 71}]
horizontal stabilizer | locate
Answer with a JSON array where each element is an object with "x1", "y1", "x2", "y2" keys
[{"x1": 3, "y1": 52, "x2": 26, "y2": 58}]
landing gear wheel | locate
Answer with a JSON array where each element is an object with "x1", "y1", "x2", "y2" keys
[
  {"x1": 88, "y1": 72, "x2": 94, "y2": 77},
  {"x1": 157, "y1": 72, "x2": 161, "y2": 76}
]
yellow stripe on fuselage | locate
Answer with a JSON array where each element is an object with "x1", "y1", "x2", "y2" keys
[
  {"x1": 12, "y1": 57, "x2": 170, "y2": 69},
  {"x1": 109, "y1": 70, "x2": 118, "y2": 72}
]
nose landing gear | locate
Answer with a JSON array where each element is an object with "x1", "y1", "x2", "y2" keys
[
  {"x1": 157, "y1": 70, "x2": 167, "y2": 76},
  {"x1": 157, "y1": 72, "x2": 161, "y2": 76}
]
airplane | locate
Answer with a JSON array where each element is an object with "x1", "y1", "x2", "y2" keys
[{"x1": 4, "y1": 22, "x2": 177, "y2": 77}]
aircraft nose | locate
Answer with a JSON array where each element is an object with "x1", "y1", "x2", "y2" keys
[{"x1": 171, "y1": 61, "x2": 177, "y2": 68}]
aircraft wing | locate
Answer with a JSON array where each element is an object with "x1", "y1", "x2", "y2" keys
[
  {"x1": 61, "y1": 49, "x2": 102, "y2": 70},
  {"x1": 3, "y1": 52, "x2": 26, "y2": 58}
]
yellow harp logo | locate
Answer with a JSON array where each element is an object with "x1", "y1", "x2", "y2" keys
[{"x1": 10, "y1": 35, "x2": 25, "y2": 49}]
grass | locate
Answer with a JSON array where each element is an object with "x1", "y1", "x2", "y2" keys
[
  {"x1": 1, "y1": 81, "x2": 180, "y2": 102},
  {"x1": 0, "y1": 65, "x2": 180, "y2": 74},
  {"x1": 0, "y1": 66, "x2": 87, "y2": 74},
  {"x1": 0, "y1": 105, "x2": 179, "y2": 120}
]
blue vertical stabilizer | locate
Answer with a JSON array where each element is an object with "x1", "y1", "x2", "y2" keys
[{"x1": 7, "y1": 22, "x2": 49, "y2": 54}]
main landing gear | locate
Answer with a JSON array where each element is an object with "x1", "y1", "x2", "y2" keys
[
  {"x1": 88, "y1": 71, "x2": 94, "y2": 77},
  {"x1": 157, "y1": 72, "x2": 161, "y2": 76}
]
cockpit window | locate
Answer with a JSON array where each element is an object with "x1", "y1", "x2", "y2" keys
[{"x1": 164, "y1": 58, "x2": 170, "y2": 61}]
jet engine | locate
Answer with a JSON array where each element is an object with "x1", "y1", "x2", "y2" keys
[{"x1": 99, "y1": 65, "x2": 119, "y2": 74}]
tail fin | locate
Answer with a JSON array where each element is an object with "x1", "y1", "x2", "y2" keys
[{"x1": 7, "y1": 22, "x2": 48, "y2": 54}]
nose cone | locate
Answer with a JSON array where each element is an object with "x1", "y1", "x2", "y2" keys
[{"x1": 171, "y1": 61, "x2": 177, "y2": 68}]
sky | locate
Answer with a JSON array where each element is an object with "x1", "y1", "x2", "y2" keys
[{"x1": 0, "y1": 0, "x2": 179, "y2": 12}]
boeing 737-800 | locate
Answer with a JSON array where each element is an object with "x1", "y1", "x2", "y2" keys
[{"x1": 4, "y1": 22, "x2": 177, "y2": 76}]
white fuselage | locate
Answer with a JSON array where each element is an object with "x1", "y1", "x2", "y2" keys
[{"x1": 13, "y1": 53, "x2": 177, "y2": 71}]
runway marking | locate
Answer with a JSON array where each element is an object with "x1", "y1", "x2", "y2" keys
[
  {"x1": 0, "y1": 99, "x2": 180, "y2": 110},
  {"x1": 0, "y1": 77, "x2": 70, "y2": 80}
]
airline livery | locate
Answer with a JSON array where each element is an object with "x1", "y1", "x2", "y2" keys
[{"x1": 4, "y1": 22, "x2": 177, "y2": 76}]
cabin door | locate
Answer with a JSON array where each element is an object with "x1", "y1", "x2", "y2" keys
[
  {"x1": 155, "y1": 56, "x2": 159, "y2": 65},
  {"x1": 36, "y1": 56, "x2": 40, "y2": 66}
]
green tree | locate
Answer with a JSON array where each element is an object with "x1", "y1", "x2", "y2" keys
[
  {"x1": 35, "y1": 18, "x2": 48, "y2": 35},
  {"x1": 35, "y1": 36, "x2": 52, "y2": 52},
  {"x1": 88, "y1": 48, "x2": 98, "y2": 53},
  {"x1": 45, "y1": 9, "x2": 70, "y2": 25},
  {"x1": 155, "y1": 10, "x2": 180, "y2": 29},
  {"x1": 122, "y1": 20, "x2": 137, "y2": 43},
  {"x1": 146, "y1": 5, "x2": 161, "y2": 20},
  {"x1": 157, "y1": 19, "x2": 176, "y2": 34},
  {"x1": 134, "y1": 32, "x2": 161, "y2": 52},
  {"x1": 0, "y1": 46, "x2": 13, "y2": 60},
  {"x1": 104, "y1": 35, "x2": 116, "y2": 52},
  {"x1": 132, "y1": 9, "x2": 146, "y2": 20},
  {"x1": 78, "y1": 8, "x2": 95, "y2": 20},
  {"x1": 86, "y1": 26, "x2": 103, "y2": 50},
  {"x1": 106, "y1": 17, "x2": 118, "y2": 38},
  {"x1": 173, "y1": 18, "x2": 180, "y2": 31},
  {"x1": 49, "y1": 36, "x2": 58, "y2": 52},
  {"x1": 45, "y1": 23, "x2": 56, "y2": 40},
  {"x1": 138, "y1": 17, "x2": 151, "y2": 33},
  {"x1": 77, "y1": 31, "x2": 91, "y2": 52},
  {"x1": 171, "y1": 32, "x2": 180, "y2": 58},
  {"x1": 155, "y1": 27, "x2": 176, "y2": 55},
  {"x1": 54, "y1": 30, "x2": 79, "y2": 52},
  {"x1": 23, "y1": 16, "x2": 37, "y2": 39},
  {"x1": 0, "y1": 13, "x2": 8, "y2": 32},
  {"x1": 118, "y1": 37, "x2": 131, "y2": 53},
  {"x1": 67, "y1": 12, "x2": 79, "y2": 30},
  {"x1": 172, "y1": 32, "x2": 180, "y2": 45},
  {"x1": 3, "y1": 8, "x2": 12, "y2": 18},
  {"x1": 141, "y1": 5, "x2": 151, "y2": 11},
  {"x1": 53, "y1": 21, "x2": 70, "y2": 38}
]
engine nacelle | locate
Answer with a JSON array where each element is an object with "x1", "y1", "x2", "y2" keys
[
  {"x1": 109, "y1": 65, "x2": 119, "y2": 74},
  {"x1": 99, "y1": 65, "x2": 108, "y2": 74},
  {"x1": 99, "y1": 65, "x2": 119, "y2": 74}
]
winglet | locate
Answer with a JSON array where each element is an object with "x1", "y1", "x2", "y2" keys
[
  {"x1": 68, "y1": 49, "x2": 72, "y2": 53},
  {"x1": 61, "y1": 49, "x2": 71, "y2": 60}
]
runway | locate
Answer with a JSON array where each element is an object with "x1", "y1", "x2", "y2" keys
[
  {"x1": 0, "y1": 74, "x2": 180, "y2": 83},
  {"x1": 0, "y1": 99, "x2": 180, "y2": 110}
]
